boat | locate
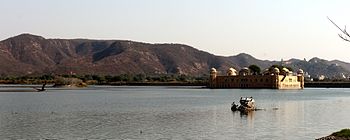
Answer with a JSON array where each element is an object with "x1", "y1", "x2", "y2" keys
[{"x1": 231, "y1": 97, "x2": 256, "y2": 112}]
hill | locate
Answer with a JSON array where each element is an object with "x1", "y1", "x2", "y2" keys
[
  {"x1": 0, "y1": 33, "x2": 349, "y2": 79},
  {"x1": 0, "y1": 34, "x2": 232, "y2": 76}
]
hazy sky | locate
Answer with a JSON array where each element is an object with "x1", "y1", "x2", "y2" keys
[{"x1": 1, "y1": 0, "x2": 350, "y2": 62}]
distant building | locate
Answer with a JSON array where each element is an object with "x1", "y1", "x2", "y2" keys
[
  {"x1": 208, "y1": 67, "x2": 304, "y2": 89},
  {"x1": 318, "y1": 75, "x2": 325, "y2": 81}
]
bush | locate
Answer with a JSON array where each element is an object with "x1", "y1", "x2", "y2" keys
[{"x1": 332, "y1": 129, "x2": 350, "y2": 138}]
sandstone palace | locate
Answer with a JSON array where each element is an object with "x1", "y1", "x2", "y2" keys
[{"x1": 208, "y1": 67, "x2": 304, "y2": 89}]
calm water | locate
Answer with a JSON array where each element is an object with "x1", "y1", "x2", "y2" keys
[{"x1": 0, "y1": 86, "x2": 349, "y2": 139}]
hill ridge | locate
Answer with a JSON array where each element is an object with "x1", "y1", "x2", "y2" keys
[{"x1": 0, "y1": 33, "x2": 349, "y2": 79}]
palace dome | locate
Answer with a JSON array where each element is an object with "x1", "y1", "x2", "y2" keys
[
  {"x1": 273, "y1": 67, "x2": 280, "y2": 74},
  {"x1": 282, "y1": 67, "x2": 289, "y2": 73},
  {"x1": 239, "y1": 67, "x2": 250, "y2": 75},
  {"x1": 297, "y1": 69, "x2": 304, "y2": 74},
  {"x1": 227, "y1": 68, "x2": 237, "y2": 76},
  {"x1": 210, "y1": 68, "x2": 217, "y2": 73}
]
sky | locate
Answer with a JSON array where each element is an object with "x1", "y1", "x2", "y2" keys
[{"x1": 1, "y1": 0, "x2": 350, "y2": 62}]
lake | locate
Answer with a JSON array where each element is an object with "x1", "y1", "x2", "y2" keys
[{"x1": 0, "y1": 86, "x2": 349, "y2": 139}]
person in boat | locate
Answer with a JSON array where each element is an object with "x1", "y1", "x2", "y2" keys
[
  {"x1": 232, "y1": 96, "x2": 256, "y2": 112},
  {"x1": 240, "y1": 97, "x2": 255, "y2": 111},
  {"x1": 231, "y1": 101, "x2": 238, "y2": 111}
]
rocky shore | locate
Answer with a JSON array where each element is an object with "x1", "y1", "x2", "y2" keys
[
  {"x1": 316, "y1": 129, "x2": 350, "y2": 140},
  {"x1": 316, "y1": 136, "x2": 350, "y2": 140}
]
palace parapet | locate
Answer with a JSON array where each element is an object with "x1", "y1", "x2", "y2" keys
[{"x1": 208, "y1": 67, "x2": 304, "y2": 89}]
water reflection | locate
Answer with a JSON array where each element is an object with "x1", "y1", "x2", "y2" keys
[
  {"x1": 0, "y1": 87, "x2": 350, "y2": 139},
  {"x1": 239, "y1": 110, "x2": 255, "y2": 120},
  {"x1": 231, "y1": 110, "x2": 256, "y2": 130}
]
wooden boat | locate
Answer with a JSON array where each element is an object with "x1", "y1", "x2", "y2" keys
[{"x1": 231, "y1": 97, "x2": 256, "y2": 112}]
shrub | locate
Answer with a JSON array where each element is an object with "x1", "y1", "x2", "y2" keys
[{"x1": 332, "y1": 129, "x2": 350, "y2": 138}]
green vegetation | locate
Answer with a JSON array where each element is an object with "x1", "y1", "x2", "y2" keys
[
  {"x1": 331, "y1": 129, "x2": 350, "y2": 138},
  {"x1": 318, "y1": 129, "x2": 350, "y2": 140},
  {"x1": 54, "y1": 76, "x2": 87, "y2": 87},
  {"x1": 0, "y1": 74, "x2": 208, "y2": 86},
  {"x1": 0, "y1": 75, "x2": 55, "y2": 84},
  {"x1": 248, "y1": 65, "x2": 261, "y2": 75}
]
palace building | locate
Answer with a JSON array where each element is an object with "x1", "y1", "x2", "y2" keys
[{"x1": 208, "y1": 67, "x2": 304, "y2": 89}]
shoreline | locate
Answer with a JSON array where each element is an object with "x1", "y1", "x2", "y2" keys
[
  {"x1": 304, "y1": 82, "x2": 350, "y2": 88},
  {"x1": 2, "y1": 81, "x2": 350, "y2": 88}
]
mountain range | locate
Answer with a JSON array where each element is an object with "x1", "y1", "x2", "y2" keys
[{"x1": 0, "y1": 33, "x2": 349, "y2": 79}]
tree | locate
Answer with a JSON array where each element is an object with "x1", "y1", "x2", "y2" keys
[
  {"x1": 248, "y1": 65, "x2": 261, "y2": 75},
  {"x1": 285, "y1": 66, "x2": 293, "y2": 72},
  {"x1": 328, "y1": 17, "x2": 350, "y2": 42}
]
